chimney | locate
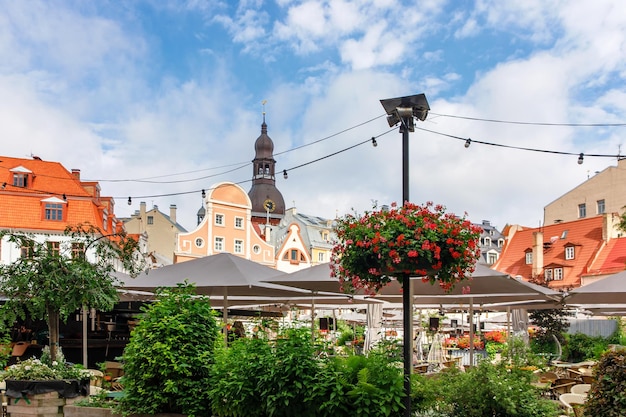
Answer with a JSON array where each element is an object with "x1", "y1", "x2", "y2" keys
[
  {"x1": 140, "y1": 201, "x2": 147, "y2": 217},
  {"x1": 532, "y1": 231, "x2": 544, "y2": 278},
  {"x1": 170, "y1": 204, "x2": 177, "y2": 224},
  {"x1": 71, "y1": 169, "x2": 80, "y2": 180}
]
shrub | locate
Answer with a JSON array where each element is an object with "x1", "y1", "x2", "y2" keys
[
  {"x1": 434, "y1": 362, "x2": 559, "y2": 417},
  {"x1": 119, "y1": 282, "x2": 220, "y2": 416},
  {"x1": 584, "y1": 348, "x2": 626, "y2": 416},
  {"x1": 209, "y1": 337, "x2": 272, "y2": 417},
  {"x1": 563, "y1": 332, "x2": 613, "y2": 362}
]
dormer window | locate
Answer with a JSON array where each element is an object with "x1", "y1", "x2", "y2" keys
[
  {"x1": 565, "y1": 245, "x2": 575, "y2": 260},
  {"x1": 525, "y1": 250, "x2": 532, "y2": 264},
  {"x1": 41, "y1": 197, "x2": 66, "y2": 221},
  {"x1": 10, "y1": 166, "x2": 33, "y2": 188}
]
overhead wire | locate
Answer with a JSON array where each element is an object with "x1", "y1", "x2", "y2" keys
[{"x1": 5, "y1": 111, "x2": 626, "y2": 202}]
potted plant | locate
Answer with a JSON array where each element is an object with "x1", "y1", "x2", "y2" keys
[
  {"x1": 331, "y1": 201, "x2": 482, "y2": 294},
  {"x1": 0, "y1": 346, "x2": 91, "y2": 416}
]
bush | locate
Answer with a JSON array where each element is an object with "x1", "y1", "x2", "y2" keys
[
  {"x1": 433, "y1": 362, "x2": 559, "y2": 417},
  {"x1": 119, "y1": 283, "x2": 221, "y2": 416},
  {"x1": 209, "y1": 337, "x2": 272, "y2": 417},
  {"x1": 563, "y1": 332, "x2": 615, "y2": 362},
  {"x1": 584, "y1": 348, "x2": 626, "y2": 416}
]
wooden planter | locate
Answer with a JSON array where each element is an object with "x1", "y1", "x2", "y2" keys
[
  {"x1": 4, "y1": 379, "x2": 89, "y2": 417},
  {"x1": 64, "y1": 404, "x2": 121, "y2": 417}
]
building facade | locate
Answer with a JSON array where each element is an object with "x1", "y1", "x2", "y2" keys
[
  {"x1": 544, "y1": 157, "x2": 626, "y2": 225},
  {"x1": 175, "y1": 182, "x2": 275, "y2": 266},
  {"x1": 0, "y1": 156, "x2": 132, "y2": 265},
  {"x1": 493, "y1": 214, "x2": 626, "y2": 290},
  {"x1": 122, "y1": 202, "x2": 187, "y2": 267}
]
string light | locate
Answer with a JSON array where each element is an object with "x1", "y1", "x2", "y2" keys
[
  {"x1": 372, "y1": 137, "x2": 378, "y2": 147},
  {"x1": 201, "y1": 189, "x2": 206, "y2": 198},
  {"x1": 464, "y1": 139, "x2": 471, "y2": 148},
  {"x1": 578, "y1": 153, "x2": 584, "y2": 165},
  {"x1": 127, "y1": 197, "x2": 132, "y2": 206},
  {"x1": 283, "y1": 170, "x2": 288, "y2": 179}
]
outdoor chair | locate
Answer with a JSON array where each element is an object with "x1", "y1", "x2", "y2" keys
[
  {"x1": 550, "y1": 378, "x2": 579, "y2": 398},
  {"x1": 570, "y1": 384, "x2": 591, "y2": 396},
  {"x1": 537, "y1": 371, "x2": 558, "y2": 383},
  {"x1": 559, "y1": 393, "x2": 586, "y2": 417}
]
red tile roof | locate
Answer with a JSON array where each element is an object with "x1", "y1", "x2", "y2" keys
[
  {"x1": 0, "y1": 156, "x2": 112, "y2": 231},
  {"x1": 587, "y1": 237, "x2": 626, "y2": 277},
  {"x1": 493, "y1": 216, "x2": 606, "y2": 290}
]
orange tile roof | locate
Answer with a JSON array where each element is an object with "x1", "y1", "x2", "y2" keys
[
  {"x1": 0, "y1": 156, "x2": 113, "y2": 231},
  {"x1": 587, "y1": 237, "x2": 626, "y2": 276},
  {"x1": 494, "y1": 216, "x2": 605, "y2": 289}
]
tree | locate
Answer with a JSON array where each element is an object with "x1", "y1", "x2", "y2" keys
[{"x1": 0, "y1": 223, "x2": 145, "y2": 362}]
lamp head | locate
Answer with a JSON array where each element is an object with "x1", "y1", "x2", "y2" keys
[{"x1": 380, "y1": 93, "x2": 430, "y2": 129}]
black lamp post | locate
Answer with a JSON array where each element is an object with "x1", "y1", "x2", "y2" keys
[{"x1": 379, "y1": 93, "x2": 429, "y2": 417}]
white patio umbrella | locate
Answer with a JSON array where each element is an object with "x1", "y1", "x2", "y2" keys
[{"x1": 364, "y1": 303, "x2": 384, "y2": 352}]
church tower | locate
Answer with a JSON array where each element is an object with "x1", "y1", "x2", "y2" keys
[{"x1": 248, "y1": 108, "x2": 285, "y2": 226}]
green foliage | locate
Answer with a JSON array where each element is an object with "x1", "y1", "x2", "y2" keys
[
  {"x1": 344, "y1": 352, "x2": 405, "y2": 417},
  {"x1": 209, "y1": 326, "x2": 407, "y2": 417},
  {"x1": 584, "y1": 348, "x2": 626, "y2": 417},
  {"x1": 119, "y1": 282, "x2": 220, "y2": 417},
  {"x1": 209, "y1": 337, "x2": 272, "y2": 417},
  {"x1": 563, "y1": 332, "x2": 614, "y2": 362},
  {"x1": 427, "y1": 362, "x2": 559, "y2": 417},
  {"x1": 502, "y1": 335, "x2": 546, "y2": 369},
  {"x1": 529, "y1": 309, "x2": 573, "y2": 344},
  {"x1": 258, "y1": 326, "x2": 320, "y2": 417}
]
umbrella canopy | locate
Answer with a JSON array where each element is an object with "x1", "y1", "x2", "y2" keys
[
  {"x1": 120, "y1": 253, "x2": 308, "y2": 298},
  {"x1": 266, "y1": 263, "x2": 562, "y2": 305},
  {"x1": 264, "y1": 263, "x2": 345, "y2": 294},
  {"x1": 374, "y1": 264, "x2": 562, "y2": 304},
  {"x1": 564, "y1": 270, "x2": 626, "y2": 305}
]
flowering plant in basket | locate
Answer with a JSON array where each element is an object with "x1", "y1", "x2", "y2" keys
[{"x1": 331, "y1": 202, "x2": 482, "y2": 294}]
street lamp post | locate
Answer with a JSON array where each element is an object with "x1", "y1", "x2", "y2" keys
[{"x1": 379, "y1": 93, "x2": 429, "y2": 417}]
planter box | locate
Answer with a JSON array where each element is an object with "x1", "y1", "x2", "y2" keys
[
  {"x1": 5, "y1": 380, "x2": 89, "y2": 417},
  {"x1": 64, "y1": 404, "x2": 121, "y2": 417}
]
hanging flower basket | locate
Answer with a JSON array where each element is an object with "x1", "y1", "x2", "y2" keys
[{"x1": 331, "y1": 202, "x2": 482, "y2": 294}]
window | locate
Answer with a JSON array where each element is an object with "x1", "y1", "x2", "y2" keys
[
  {"x1": 322, "y1": 232, "x2": 329, "y2": 241},
  {"x1": 147, "y1": 216, "x2": 154, "y2": 225},
  {"x1": 487, "y1": 252, "x2": 498, "y2": 265},
  {"x1": 545, "y1": 269, "x2": 553, "y2": 281},
  {"x1": 44, "y1": 203, "x2": 64, "y2": 221},
  {"x1": 283, "y1": 249, "x2": 306, "y2": 264},
  {"x1": 318, "y1": 252, "x2": 325, "y2": 262},
  {"x1": 497, "y1": 239, "x2": 504, "y2": 248},
  {"x1": 21, "y1": 240, "x2": 34, "y2": 258},
  {"x1": 565, "y1": 246, "x2": 575, "y2": 260},
  {"x1": 553, "y1": 268, "x2": 563, "y2": 281},
  {"x1": 234, "y1": 239, "x2": 243, "y2": 254},
  {"x1": 13, "y1": 173, "x2": 28, "y2": 187},
  {"x1": 214, "y1": 237, "x2": 224, "y2": 251},
  {"x1": 195, "y1": 238, "x2": 204, "y2": 248},
  {"x1": 47, "y1": 241, "x2": 60, "y2": 256},
  {"x1": 483, "y1": 237, "x2": 491, "y2": 246},
  {"x1": 578, "y1": 203, "x2": 586, "y2": 218},
  {"x1": 252, "y1": 245, "x2": 261, "y2": 254},
  {"x1": 525, "y1": 251, "x2": 532, "y2": 264},
  {"x1": 597, "y1": 199, "x2": 605, "y2": 214},
  {"x1": 215, "y1": 214, "x2": 224, "y2": 226},
  {"x1": 72, "y1": 243, "x2": 85, "y2": 259},
  {"x1": 235, "y1": 217, "x2": 244, "y2": 229}
]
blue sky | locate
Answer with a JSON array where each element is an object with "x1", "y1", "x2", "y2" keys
[{"x1": 2, "y1": 0, "x2": 625, "y2": 232}]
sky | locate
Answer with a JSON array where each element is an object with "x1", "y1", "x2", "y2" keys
[{"x1": 1, "y1": 0, "x2": 625, "y2": 233}]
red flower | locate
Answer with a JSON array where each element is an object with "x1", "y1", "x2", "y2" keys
[{"x1": 330, "y1": 202, "x2": 482, "y2": 295}]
